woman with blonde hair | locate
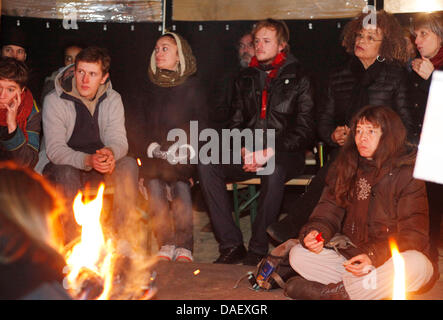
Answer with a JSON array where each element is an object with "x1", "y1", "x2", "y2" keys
[
  {"x1": 0, "y1": 161, "x2": 70, "y2": 299},
  {"x1": 409, "y1": 12, "x2": 443, "y2": 263}
]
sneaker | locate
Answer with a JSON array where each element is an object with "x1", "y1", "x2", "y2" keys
[
  {"x1": 157, "y1": 245, "x2": 176, "y2": 261},
  {"x1": 174, "y1": 247, "x2": 194, "y2": 262}
]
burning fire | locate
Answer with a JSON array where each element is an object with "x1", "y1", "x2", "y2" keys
[
  {"x1": 389, "y1": 239, "x2": 406, "y2": 300},
  {"x1": 64, "y1": 183, "x2": 115, "y2": 300},
  {"x1": 62, "y1": 183, "x2": 158, "y2": 300}
]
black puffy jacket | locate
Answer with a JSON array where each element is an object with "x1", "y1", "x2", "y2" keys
[
  {"x1": 408, "y1": 63, "x2": 443, "y2": 143},
  {"x1": 318, "y1": 57, "x2": 412, "y2": 147},
  {"x1": 229, "y1": 54, "x2": 315, "y2": 155}
]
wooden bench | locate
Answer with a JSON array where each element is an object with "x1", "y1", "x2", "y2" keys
[{"x1": 227, "y1": 175, "x2": 315, "y2": 227}]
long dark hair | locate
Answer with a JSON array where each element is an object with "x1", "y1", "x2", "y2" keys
[{"x1": 330, "y1": 105, "x2": 408, "y2": 207}]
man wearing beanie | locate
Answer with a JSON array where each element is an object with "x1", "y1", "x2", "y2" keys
[
  {"x1": 1, "y1": 27, "x2": 44, "y2": 104},
  {"x1": 1, "y1": 28, "x2": 28, "y2": 62}
]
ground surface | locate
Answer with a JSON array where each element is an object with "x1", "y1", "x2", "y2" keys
[{"x1": 149, "y1": 209, "x2": 443, "y2": 300}]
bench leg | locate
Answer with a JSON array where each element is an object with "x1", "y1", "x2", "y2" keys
[
  {"x1": 232, "y1": 183, "x2": 240, "y2": 227},
  {"x1": 232, "y1": 184, "x2": 259, "y2": 228},
  {"x1": 248, "y1": 185, "x2": 258, "y2": 225}
]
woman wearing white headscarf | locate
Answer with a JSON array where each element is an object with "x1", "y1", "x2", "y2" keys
[{"x1": 132, "y1": 32, "x2": 206, "y2": 263}]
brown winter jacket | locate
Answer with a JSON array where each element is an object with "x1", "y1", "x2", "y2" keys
[{"x1": 299, "y1": 153, "x2": 433, "y2": 272}]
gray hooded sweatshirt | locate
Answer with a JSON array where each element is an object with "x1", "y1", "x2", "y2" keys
[{"x1": 41, "y1": 65, "x2": 128, "y2": 171}]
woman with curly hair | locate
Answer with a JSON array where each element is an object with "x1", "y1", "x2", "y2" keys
[
  {"x1": 285, "y1": 105, "x2": 437, "y2": 300},
  {"x1": 320, "y1": 9, "x2": 412, "y2": 150},
  {"x1": 267, "y1": 10, "x2": 414, "y2": 244}
]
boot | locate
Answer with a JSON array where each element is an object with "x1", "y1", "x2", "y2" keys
[
  {"x1": 284, "y1": 276, "x2": 350, "y2": 300},
  {"x1": 267, "y1": 167, "x2": 328, "y2": 244},
  {"x1": 267, "y1": 193, "x2": 316, "y2": 244}
]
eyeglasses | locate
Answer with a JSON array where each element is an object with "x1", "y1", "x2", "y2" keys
[
  {"x1": 238, "y1": 43, "x2": 254, "y2": 50},
  {"x1": 355, "y1": 33, "x2": 383, "y2": 44}
]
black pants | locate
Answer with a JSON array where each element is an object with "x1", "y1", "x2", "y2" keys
[
  {"x1": 197, "y1": 154, "x2": 304, "y2": 255},
  {"x1": 272, "y1": 149, "x2": 338, "y2": 242}
]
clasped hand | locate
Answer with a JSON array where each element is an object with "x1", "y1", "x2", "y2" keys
[
  {"x1": 241, "y1": 147, "x2": 275, "y2": 172},
  {"x1": 86, "y1": 147, "x2": 115, "y2": 174}
]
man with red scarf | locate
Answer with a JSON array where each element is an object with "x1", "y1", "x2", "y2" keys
[
  {"x1": 0, "y1": 58, "x2": 40, "y2": 168},
  {"x1": 198, "y1": 19, "x2": 315, "y2": 266}
]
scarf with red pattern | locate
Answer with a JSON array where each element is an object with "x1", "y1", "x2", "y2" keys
[
  {"x1": 249, "y1": 52, "x2": 287, "y2": 119},
  {"x1": 431, "y1": 46, "x2": 443, "y2": 70},
  {"x1": 0, "y1": 88, "x2": 34, "y2": 140}
]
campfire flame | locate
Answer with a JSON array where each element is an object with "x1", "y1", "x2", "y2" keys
[
  {"x1": 62, "y1": 183, "x2": 158, "y2": 300},
  {"x1": 64, "y1": 183, "x2": 114, "y2": 300},
  {"x1": 389, "y1": 239, "x2": 406, "y2": 300}
]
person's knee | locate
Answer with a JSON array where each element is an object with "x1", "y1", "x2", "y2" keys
[
  {"x1": 172, "y1": 180, "x2": 192, "y2": 201},
  {"x1": 174, "y1": 180, "x2": 191, "y2": 193},
  {"x1": 115, "y1": 156, "x2": 138, "y2": 177},
  {"x1": 263, "y1": 163, "x2": 287, "y2": 184},
  {"x1": 289, "y1": 243, "x2": 310, "y2": 273},
  {"x1": 403, "y1": 250, "x2": 434, "y2": 282},
  {"x1": 44, "y1": 163, "x2": 79, "y2": 183},
  {"x1": 197, "y1": 163, "x2": 213, "y2": 180},
  {"x1": 146, "y1": 178, "x2": 165, "y2": 191},
  {"x1": 145, "y1": 179, "x2": 169, "y2": 203}
]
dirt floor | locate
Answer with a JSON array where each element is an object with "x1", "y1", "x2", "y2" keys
[{"x1": 148, "y1": 209, "x2": 443, "y2": 300}]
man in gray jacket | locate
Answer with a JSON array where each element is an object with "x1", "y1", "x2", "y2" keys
[{"x1": 42, "y1": 46, "x2": 138, "y2": 244}]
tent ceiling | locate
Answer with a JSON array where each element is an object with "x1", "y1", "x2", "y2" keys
[
  {"x1": 172, "y1": 0, "x2": 368, "y2": 21},
  {"x1": 1, "y1": 0, "x2": 162, "y2": 22},
  {"x1": 2, "y1": 0, "x2": 369, "y2": 22},
  {"x1": 3, "y1": 0, "x2": 443, "y2": 23},
  {"x1": 384, "y1": 0, "x2": 443, "y2": 13}
]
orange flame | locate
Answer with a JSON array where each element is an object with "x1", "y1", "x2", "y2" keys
[
  {"x1": 389, "y1": 239, "x2": 406, "y2": 300},
  {"x1": 64, "y1": 183, "x2": 115, "y2": 300}
]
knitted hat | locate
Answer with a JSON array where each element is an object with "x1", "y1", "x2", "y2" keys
[{"x1": 1, "y1": 28, "x2": 28, "y2": 51}]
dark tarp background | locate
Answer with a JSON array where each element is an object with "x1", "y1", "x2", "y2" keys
[{"x1": 0, "y1": 13, "x2": 417, "y2": 151}]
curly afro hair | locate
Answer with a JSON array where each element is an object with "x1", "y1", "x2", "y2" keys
[{"x1": 342, "y1": 10, "x2": 409, "y2": 65}]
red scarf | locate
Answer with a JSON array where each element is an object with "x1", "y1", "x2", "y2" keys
[
  {"x1": 249, "y1": 52, "x2": 287, "y2": 119},
  {"x1": 430, "y1": 46, "x2": 443, "y2": 70},
  {"x1": 0, "y1": 88, "x2": 34, "y2": 140}
]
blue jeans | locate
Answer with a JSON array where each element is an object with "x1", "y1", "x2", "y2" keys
[
  {"x1": 43, "y1": 156, "x2": 139, "y2": 244},
  {"x1": 145, "y1": 179, "x2": 193, "y2": 251}
]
